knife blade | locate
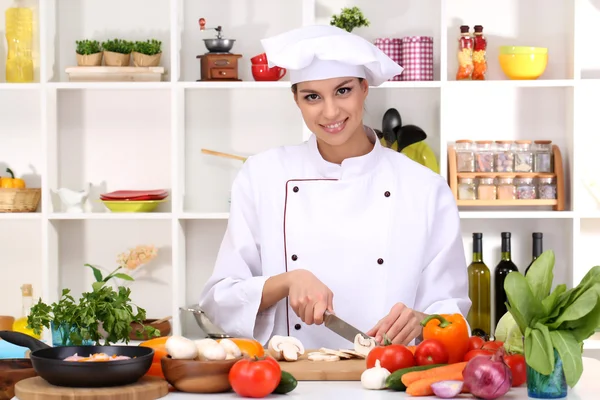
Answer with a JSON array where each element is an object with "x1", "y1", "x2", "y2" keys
[{"x1": 323, "y1": 311, "x2": 370, "y2": 344}]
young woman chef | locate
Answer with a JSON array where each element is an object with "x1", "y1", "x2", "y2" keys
[{"x1": 198, "y1": 25, "x2": 471, "y2": 351}]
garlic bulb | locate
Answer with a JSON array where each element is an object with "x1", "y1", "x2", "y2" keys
[{"x1": 360, "y1": 359, "x2": 391, "y2": 390}]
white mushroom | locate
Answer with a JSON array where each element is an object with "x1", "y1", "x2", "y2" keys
[
  {"x1": 267, "y1": 335, "x2": 305, "y2": 361},
  {"x1": 166, "y1": 336, "x2": 198, "y2": 360},
  {"x1": 319, "y1": 347, "x2": 352, "y2": 359},
  {"x1": 354, "y1": 334, "x2": 377, "y2": 357},
  {"x1": 338, "y1": 349, "x2": 366, "y2": 359},
  {"x1": 219, "y1": 339, "x2": 242, "y2": 359},
  {"x1": 308, "y1": 353, "x2": 340, "y2": 362},
  {"x1": 201, "y1": 342, "x2": 227, "y2": 361}
]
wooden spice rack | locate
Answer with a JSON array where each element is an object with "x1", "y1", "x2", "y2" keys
[{"x1": 447, "y1": 145, "x2": 565, "y2": 210}]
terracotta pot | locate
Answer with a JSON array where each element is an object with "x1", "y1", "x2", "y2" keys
[
  {"x1": 132, "y1": 52, "x2": 162, "y2": 67},
  {"x1": 76, "y1": 52, "x2": 102, "y2": 66},
  {"x1": 103, "y1": 50, "x2": 131, "y2": 66}
]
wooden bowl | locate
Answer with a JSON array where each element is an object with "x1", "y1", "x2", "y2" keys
[
  {"x1": 0, "y1": 359, "x2": 37, "y2": 400},
  {"x1": 129, "y1": 319, "x2": 171, "y2": 340},
  {"x1": 161, "y1": 356, "x2": 241, "y2": 393}
]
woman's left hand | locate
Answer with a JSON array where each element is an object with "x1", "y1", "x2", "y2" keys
[{"x1": 366, "y1": 303, "x2": 427, "y2": 345}]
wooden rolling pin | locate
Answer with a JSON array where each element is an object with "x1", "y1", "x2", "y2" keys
[{"x1": 201, "y1": 148, "x2": 247, "y2": 162}]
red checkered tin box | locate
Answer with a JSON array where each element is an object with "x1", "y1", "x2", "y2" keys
[
  {"x1": 374, "y1": 38, "x2": 402, "y2": 81},
  {"x1": 375, "y1": 36, "x2": 434, "y2": 81}
]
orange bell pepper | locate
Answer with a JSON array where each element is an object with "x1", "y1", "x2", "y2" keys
[
  {"x1": 139, "y1": 336, "x2": 169, "y2": 364},
  {"x1": 0, "y1": 168, "x2": 25, "y2": 188},
  {"x1": 421, "y1": 314, "x2": 470, "y2": 364}
]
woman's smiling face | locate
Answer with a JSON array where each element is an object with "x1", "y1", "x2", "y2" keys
[{"x1": 293, "y1": 77, "x2": 369, "y2": 149}]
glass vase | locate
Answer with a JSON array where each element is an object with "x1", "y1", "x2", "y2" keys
[
  {"x1": 526, "y1": 348, "x2": 567, "y2": 399},
  {"x1": 50, "y1": 322, "x2": 94, "y2": 347}
]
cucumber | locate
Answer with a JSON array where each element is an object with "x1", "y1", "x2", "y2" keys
[
  {"x1": 274, "y1": 370, "x2": 298, "y2": 394},
  {"x1": 386, "y1": 363, "x2": 446, "y2": 391}
]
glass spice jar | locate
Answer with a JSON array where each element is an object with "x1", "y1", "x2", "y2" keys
[
  {"x1": 477, "y1": 176, "x2": 497, "y2": 200},
  {"x1": 533, "y1": 140, "x2": 553, "y2": 173},
  {"x1": 494, "y1": 140, "x2": 514, "y2": 172},
  {"x1": 496, "y1": 175, "x2": 516, "y2": 200},
  {"x1": 458, "y1": 177, "x2": 477, "y2": 200},
  {"x1": 456, "y1": 25, "x2": 474, "y2": 80},
  {"x1": 515, "y1": 175, "x2": 537, "y2": 199},
  {"x1": 474, "y1": 140, "x2": 495, "y2": 172},
  {"x1": 537, "y1": 174, "x2": 557, "y2": 199},
  {"x1": 514, "y1": 140, "x2": 534, "y2": 172},
  {"x1": 455, "y1": 140, "x2": 475, "y2": 172}
]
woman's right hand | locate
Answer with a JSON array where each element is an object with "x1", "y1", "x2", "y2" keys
[{"x1": 288, "y1": 269, "x2": 334, "y2": 325}]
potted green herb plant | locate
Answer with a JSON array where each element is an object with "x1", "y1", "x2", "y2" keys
[
  {"x1": 132, "y1": 39, "x2": 162, "y2": 67},
  {"x1": 101, "y1": 38, "x2": 134, "y2": 66},
  {"x1": 330, "y1": 6, "x2": 370, "y2": 33},
  {"x1": 504, "y1": 250, "x2": 600, "y2": 399},
  {"x1": 75, "y1": 39, "x2": 103, "y2": 66},
  {"x1": 27, "y1": 257, "x2": 160, "y2": 346}
]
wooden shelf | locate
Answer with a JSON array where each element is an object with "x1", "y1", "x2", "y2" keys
[{"x1": 447, "y1": 145, "x2": 566, "y2": 211}]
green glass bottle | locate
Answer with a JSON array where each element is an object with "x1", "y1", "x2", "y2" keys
[
  {"x1": 494, "y1": 232, "x2": 519, "y2": 331},
  {"x1": 467, "y1": 232, "x2": 491, "y2": 339},
  {"x1": 524, "y1": 232, "x2": 543, "y2": 276}
]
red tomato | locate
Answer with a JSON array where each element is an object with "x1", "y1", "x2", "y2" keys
[
  {"x1": 505, "y1": 354, "x2": 527, "y2": 387},
  {"x1": 228, "y1": 356, "x2": 281, "y2": 398},
  {"x1": 366, "y1": 344, "x2": 415, "y2": 373},
  {"x1": 467, "y1": 336, "x2": 485, "y2": 352},
  {"x1": 463, "y1": 349, "x2": 493, "y2": 362},
  {"x1": 414, "y1": 339, "x2": 449, "y2": 366},
  {"x1": 482, "y1": 340, "x2": 504, "y2": 352}
]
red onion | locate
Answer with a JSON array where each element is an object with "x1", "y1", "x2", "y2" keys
[{"x1": 462, "y1": 346, "x2": 512, "y2": 399}]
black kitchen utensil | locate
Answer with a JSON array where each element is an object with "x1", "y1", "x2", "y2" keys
[
  {"x1": 381, "y1": 108, "x2": 402, "y2": 147},
  {"x1": 395, "y1": 124, "x2": 427, "y2": 152},
  {"x1": 0, "y1": 331, "x2": 154, "y2": 388}
]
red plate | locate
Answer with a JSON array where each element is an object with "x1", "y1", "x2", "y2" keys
[
  {"x1": 100, "y1": 194, "x2": 169, "y2": 201},
  {"x1": 100, "y1": 190, "x2": 168, "y2": 200}
]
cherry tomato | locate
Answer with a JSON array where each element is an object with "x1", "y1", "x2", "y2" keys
[
  {"x1": 414, "y1": 339, "x2": 449, "y2": 366},
  {"x1": 505, "y1": 354, "x2": 527, "y2": 387},
  {"x1": 366, "y1": 344, "x2": 415, "y2": 373},
  {"x1": 467, "y1": 336, "x2": 485, "y2": 352},
  {"x1": 463, "y1": 349, "x2": 493, "y2": 362},
  {"x1": 482, "y1": 340, "x2": 504, "y2": 352},
  {"x1": 228, "y1": 356, "x2": 281, "y2": 398}
]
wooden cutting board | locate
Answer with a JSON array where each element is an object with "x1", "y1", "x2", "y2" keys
[
  {"x1": 14, "y1": 376, "x2": 169, "y2": 400},
  {"x1": 277, "y1": 350, "x2": 366, "y2": 381}
]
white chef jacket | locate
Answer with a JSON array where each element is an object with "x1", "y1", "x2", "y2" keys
[{"x1": 198, "y1": 127, "x2": 471, "y2": 350}]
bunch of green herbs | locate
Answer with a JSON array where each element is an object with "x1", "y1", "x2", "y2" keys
[
  {"x1": 133, "y1": 39, "x2": 162, "y2": 55},
  {"x1": 330, "y1": 6, "x2": 370, "y2": 33},
  {"x1": 101, "y1": 39, "x2": 134, "y2": 54},
  {"x1": 76, "y1": 39, "x2": 102, "y2": 55}
]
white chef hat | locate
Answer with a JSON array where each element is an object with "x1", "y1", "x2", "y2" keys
[{"x1": 260, "y1": 25, "x2": 403, "y2": 86}]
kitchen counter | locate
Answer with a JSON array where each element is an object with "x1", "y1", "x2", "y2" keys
[
  {"x1": 163, "y1": 357, "x2": 600, "y2": 399},
  {"x1": 12, "y1": 357, "x2": 600, "y2": 399}
]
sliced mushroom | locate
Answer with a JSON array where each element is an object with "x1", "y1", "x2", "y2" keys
[
  {"x1": 319, "y1": 347, "x2": 352, "y2": 359},
  {"x1": 308, "y1": 353, "x2": 340, "y2": 362},
  {"x1": 354, "y1": 333, "x2": 377, "y2": 357},
  {"x1": 267, "y1": 335, "x2": 305, "y2": 362},
  {"x1": 337, "y1": 349, "x2": 366, "y2": 359}
]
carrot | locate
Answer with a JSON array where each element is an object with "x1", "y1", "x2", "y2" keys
[
  {"x1": 406, "y1": 371, "x2": 464, "y2": 396},
  {"x1": 401, "y1": 361, "x2": 467, "y2": 387}
]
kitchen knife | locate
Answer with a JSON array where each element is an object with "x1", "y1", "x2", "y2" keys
[{"x1": 323, "y1": 310, "x2": 370, "y2": 343}]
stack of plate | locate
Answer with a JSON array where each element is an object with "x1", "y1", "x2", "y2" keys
[{"x1": 99, "y1": 190, "x2": 169, "y2": 212}]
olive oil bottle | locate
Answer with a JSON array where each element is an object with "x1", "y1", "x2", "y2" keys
[
  {"x1": 467, "y1": 232, "x2": 491, "y2": 339},
  {"x1": 525, "y1": 232, "x2": 543, "y2": 276},
  {"x1": 493, "y1": 232, "x2": 519, "y2": 330}
]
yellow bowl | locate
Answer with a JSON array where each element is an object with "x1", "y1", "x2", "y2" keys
[
  {"x1": 100, "y1": 199, "x2": 167, "y2": 212},
  {"x1": 498, "y1": 46, "x2": 548, "y2": 80}
]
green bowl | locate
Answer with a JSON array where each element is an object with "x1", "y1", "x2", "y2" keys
[
  {"x1": 100, "y1": 200, "x2": 167, "y2": 213},
  {"x1": 499, "y1": 46, "x2": 548, "y2": 55}
]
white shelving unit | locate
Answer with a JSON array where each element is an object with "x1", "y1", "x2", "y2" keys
[{"x1": 1, "y1": 0, "x2": 599, "y2": 351}]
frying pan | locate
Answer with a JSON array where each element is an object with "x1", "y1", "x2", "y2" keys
[{"x1": 0, "y1": 331, "x2": 154, "y2": 388}]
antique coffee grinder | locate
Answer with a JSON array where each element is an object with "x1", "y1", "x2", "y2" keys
[{"x1": 196, "y1": 18, "x2": 242, "y2": 81}]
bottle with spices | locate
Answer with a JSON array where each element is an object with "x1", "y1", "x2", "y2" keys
[
  {"x1": 496, "y1": 175, "x2": 516, "y2": 200},
  {"x1": 537, "y1": 174, "x2": 557, "y2": 199},
  {"x1": 455, "y1": 140, "x2": 475, "y2": 172},
  {"x1": 456, "y1": 25, "x2": 473, "y2": 80},
  {"x1": 477, "y1": 176, "x2": 496, "y2": 200},
  {"x1": 472, "y1": 25, "x2": 487, "y2": 80},
  {"x1": 533, "y1": 140, "x2": 553, "y2": 172},
  {"x1": 458, "y1": 177, "x2": 477, "y2": 200},
  {"x1": 514, "y1": 140, "x2": 534, "y2": 172},
  {"x1": 474, "y1": 140, "x2": 495, "y2": 172},
  {"x1": 515, "y1": 175, "x2": 537, "y2": 199},
  {"x1": 494, "y1": 140, "x2": 514, "y2": 172}
]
